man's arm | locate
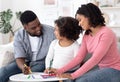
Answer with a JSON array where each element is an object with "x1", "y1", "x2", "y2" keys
[
  {"x1": 16, "y1": 58, "x2": 31, "y2": 74},
  {"x1": 15, "y1": 58, "x2": 30, "y2": 74},
  {"x1": 16, "y1": 58, "x2": 26, "y2": 70}
]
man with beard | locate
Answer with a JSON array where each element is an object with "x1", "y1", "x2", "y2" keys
[{"x1": 0, "y1": 10, "x2": 55, "y2": 82}]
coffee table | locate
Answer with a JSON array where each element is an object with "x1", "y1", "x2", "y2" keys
[{"x1": 9, "y1": 72, "x2": 68, "y2": 82}]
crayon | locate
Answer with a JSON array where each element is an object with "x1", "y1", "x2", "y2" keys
[{"x1": 24, "y1": 64, "x2": 32, "y2": 73}]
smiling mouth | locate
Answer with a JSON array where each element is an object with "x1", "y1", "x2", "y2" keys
[{"x1": 37, "y1": 31, "x2": 41, "y2": 34}]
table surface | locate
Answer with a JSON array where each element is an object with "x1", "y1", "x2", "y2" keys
[{"x1": 9, "y1": 72, "x2": 68, "y2": 82}]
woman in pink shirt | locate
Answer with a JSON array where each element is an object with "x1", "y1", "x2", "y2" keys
[{"x1": 51, "y1": 3, "x2": 120, "y2": 82}]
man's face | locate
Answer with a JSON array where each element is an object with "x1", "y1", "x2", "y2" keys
[{"x1": 24, "y1": 18, "x2": 42, "y2": 37}]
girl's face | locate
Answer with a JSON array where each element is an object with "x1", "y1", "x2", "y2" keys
[
  {"x1": 54, "y1": 24, "x2": 62, "y2": 40},
  {"x1": 76, "y1": 14, "x2": 90, "y2": 30}
]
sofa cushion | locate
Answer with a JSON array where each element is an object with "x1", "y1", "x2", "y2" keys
[
  {"x1": 0, "y1": 42, "x2": 15, "y2": 68},
  {"x1": 0, "y1": 51, "x2": 15, "y2": 68}
]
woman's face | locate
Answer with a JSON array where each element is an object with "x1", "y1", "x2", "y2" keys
[{"x1": 76, "y1": 14, "x2": 90, "y2": 30}]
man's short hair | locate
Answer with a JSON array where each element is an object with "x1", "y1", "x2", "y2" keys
[{"x1": 20, "y1": 10, "x2": 37, "y2": 25}]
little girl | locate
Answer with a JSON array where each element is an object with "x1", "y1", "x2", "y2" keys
[{"x1": 45, "y1": 16, "x2": 82, "y2": 73}]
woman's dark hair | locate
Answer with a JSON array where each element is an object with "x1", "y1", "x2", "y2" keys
[
  {"x1": 76, "y1": 3, "x2": 105, "y2": 34},
  {"x1": 55, "y1": 16, "x2": 83, "y2": 40},
  {"x1": 20, "y1": 10, "x2": 37, "y2": 25}
]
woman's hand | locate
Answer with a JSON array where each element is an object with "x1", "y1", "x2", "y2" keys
[{"x1": 57, "y1": 73, "x2": 73, "y2": 79}]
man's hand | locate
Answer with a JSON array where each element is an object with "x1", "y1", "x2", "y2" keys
[
  {"x1": 16, "y1": 58, "x2": 32, "y2": 75},
  {"x1": 22, "y1": 64, "x2": 32, "y2": 74}
]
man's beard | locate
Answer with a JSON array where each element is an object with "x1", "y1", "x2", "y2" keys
[{"x1": 27, "y1": 31, "x2": 42, "y2": 37}]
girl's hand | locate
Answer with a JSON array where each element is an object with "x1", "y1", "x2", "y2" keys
[
  {"x1": 44, "y1": 68, "x2": 57, "y2": 74},
  {"x1": 44, "y1": 68, "x2": 50, "y2": 73}
]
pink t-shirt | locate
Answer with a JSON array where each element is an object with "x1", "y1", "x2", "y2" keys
[{"x1": 57, "y1": 26, "x2": 120, "y2": 79}]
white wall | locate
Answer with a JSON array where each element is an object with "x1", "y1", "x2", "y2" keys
[
  {"x1": 0, "y1": 0, "x2": 88, "y2": 26},
  {"x1": 1, "y1": 0, "x2": 44, "y2": 24},
  {"x1": 101, "y1": 7, "x2": 120, "y2": 27},
  {"x1": 101, "y1": 7, "x2": 120, "y2": 39},
  {"x1": 1, "y1": 0, "x2": 120, "y2": 27},
  {"x1": 0, "y1": 0, "x2": 1, "y2": 11}
]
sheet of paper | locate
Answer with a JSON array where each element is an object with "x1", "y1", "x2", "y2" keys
[{"x1": 40, "y1": 73, "x2": 56, "y2": 79}]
